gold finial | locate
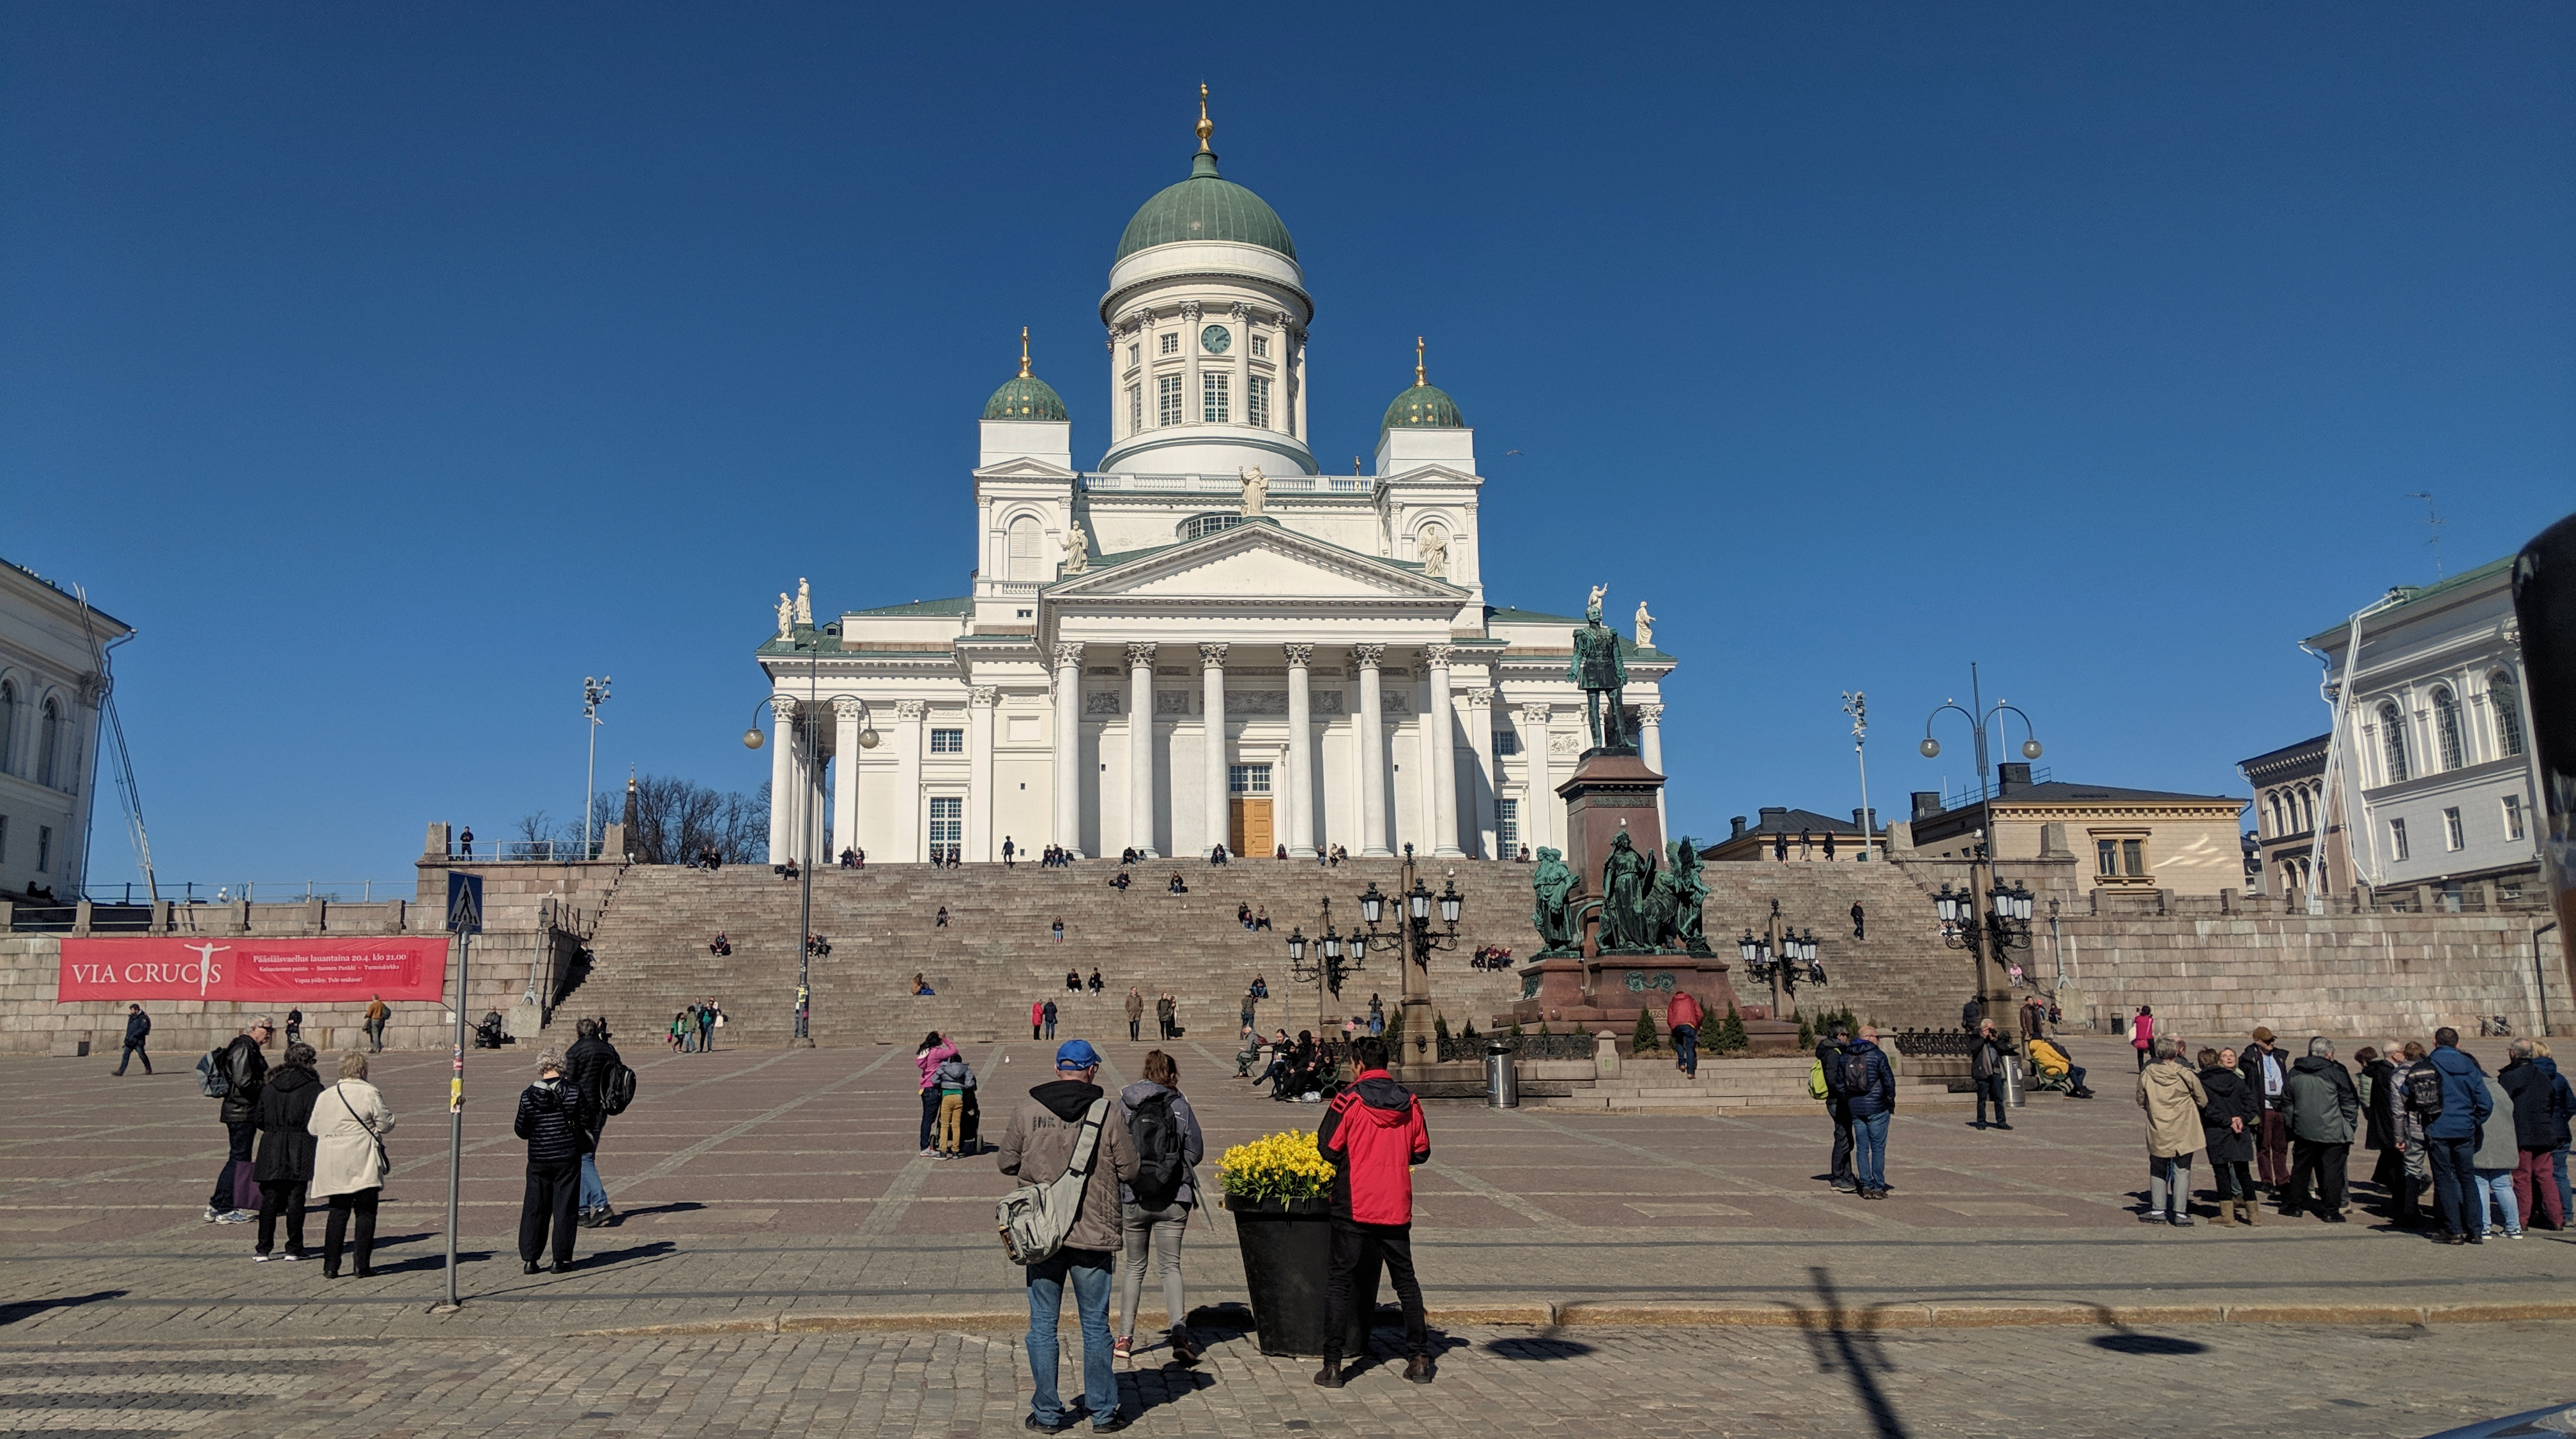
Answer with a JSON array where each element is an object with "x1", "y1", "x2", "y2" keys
[
  {"x1": 1195, "y1": 82, "x2": 1213, "y2": 151},
  {"x1": 1018, "y1": 327, "x2": 1031, "y2": 379},
  {"x1": 1414, "y1": 335, "x2": 1427, "y2": 387}
]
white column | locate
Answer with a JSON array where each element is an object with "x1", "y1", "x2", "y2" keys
[
  {"x1": 1052, "y1": 642, "x2": 1084, "y2": 858},
  {"x1": 1638, "y1": 703, "x2": 1666, "y2": 834},
  {"x1": 1284, "y1": 643, "x2": 1315, "y2": 855},
  {"x1": 1466, "y1": 687, "x2": 1496, "y2": 860},
  {"x1": 1200, "y1": 643, "x2": 1229, "y2": 857},
  {"x1": 893, "y1": 700, "x2": 926, "y2": 862},
  {"x1": 1424, "y1": 645, "x2": 1462, "y2": 857},
  {"x1": 1521, "y1": 702, "x2": 1554, "y2": 854},
  {"x1": 1354, "y1": 643, "x2": 1390, "y2": 856},
  {"x1": 767, "y1": 695, "x2": 797, "y2": 862},
  {"x1": 967, "y1": 686, "x2": 999, "y2": 862},
  {"x1": 831, "y1": 700, "x2": 864, "y2": 866},
  {"x1": 1126, "y1": 642, "x2": 1159, "y2": 858},
  {"x1": 807, "y1": 728, "x2": 827, "y2": 863}
]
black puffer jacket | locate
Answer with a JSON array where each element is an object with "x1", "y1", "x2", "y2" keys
[
  {"x1": 566, "y1": 1035, "x2": 622, "y2": 1131},
  {"x1": 252, "y1": 1065, "x2": 322, "y2": 1183},
  {"x1": 513, "y1": 1078, "x2": 586, "y2": 1168},
  {"x1": 2196, "y1": 1063, "x2": 2257, "y2": 1164}
]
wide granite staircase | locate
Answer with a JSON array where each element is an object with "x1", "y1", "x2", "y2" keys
[{"x1": 552, "y1": 856, "x2": 1979, "y2": 1051}]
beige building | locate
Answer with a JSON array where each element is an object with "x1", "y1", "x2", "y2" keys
[
  {"x1": 1903, "y1": 763, "x2": 2248, "y2": 896},
  {"x1": 1701, "y1": 806, "x2": 1883, "y2": 864}
]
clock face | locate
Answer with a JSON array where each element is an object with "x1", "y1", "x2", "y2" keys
[{"x1": 1199, "y1": 325, "x2": 1231, "y2": 355}]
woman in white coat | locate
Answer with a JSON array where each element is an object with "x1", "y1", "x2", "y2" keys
[{"x1": 307, "y1": 1050, "x2": 395, "y2": 1279}]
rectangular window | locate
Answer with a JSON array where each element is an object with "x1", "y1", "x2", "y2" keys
[
  {"x1": 929, "y1": 728, "x2": 964, "y2": 755},
  {"x1": 1128, "y1": 384, "x2": 1141, "y2": 433},
  {"x1": 36, "y1": 824, "x2": 51, "y2": 874},
  {"x1": 2122, "y1": 838, "x2": 2145, "y2": 875},
  {"x1": 2443, "y1": 806, "x2": 2465, "y2": 850},
  {"x1": 1247, "y1": 374, "x2": 1271, "y2": 429},
  {"x1": 1494, "y1": 728, "x2": 1519, "y2": 757},
  {"x1": 1156, "y1": 374, "x2": 1182, "y2": 426},
  {"x1": 1227, "y1": 764, "x2": 1272, "y2": 795},
  {"x1": 1252, "y1": 335, "x2": 1269, "y2": 358},
  {"x1": 2389, "y1": 817, "x2": 2409, "y2": 861},
  {"x1": 1202, "y1": 371, "x2": 1230, "y2": 423},
  {"x1": 928, "y1": 797, "x2": 962, "y2": 851},
  {"x1": 1159, "y1": 332, "x2": 1177, "y2": 355},
  {"x1": 2504, "y1": 794, "x2": 2526, "y2": 841},
  {"x1": 1127, "y1": 344, "x2": 1140, "y2": 369},
  {"x1": 1498, "y1": 798, "x2": 1519, "y2": 855},
  {"x1": 2096, "y1": 839, "x2": 2120, "y2": 877}
]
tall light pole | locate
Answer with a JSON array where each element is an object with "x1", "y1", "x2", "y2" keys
[
  {"x1": 582, "y1": 676, "x2": 611, "y2": 859},
  {"x1": 744, "y1": 688, "x2": 875, "y2": 1046},
  {"x1": 1920, "y1": 665, "x2": 2043, "y2": 1022},
  {"x1": 1843, "y1": 690, "x2": 1871, "y2": 860}
]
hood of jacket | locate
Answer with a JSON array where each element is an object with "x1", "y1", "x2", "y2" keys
[
  {"x1": 1344, "y1": 1070, "x2": 1417, "y2": 1128},
  {"x1": 1119, "y1": 1079, "x2": 1174, "y2": 1109},
  {"x1": 2142, "y1": 1062, "x2": 2200, "y2": 1101},
  {"x1": 1031, "y1": 1078, "x2": 1103, "y2": 1121},
  {"x1": 266, "y1": 1065, "x2": 319, "y2": 1098},
  {"x1": 2291, "y1": 1055, "x2": 2344, "y2": 1080},
  {"x1": 2197, "y1": 1064, "x2": 2244, "y2": 1095},
  {"x1": 2429, "y1": 1045, "x2": 2481, "y2": 1079}
]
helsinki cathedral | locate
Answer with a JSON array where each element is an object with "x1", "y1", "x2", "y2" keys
[{"x1": 758, "y1": 95, "x2": 1678, "y2": 865}]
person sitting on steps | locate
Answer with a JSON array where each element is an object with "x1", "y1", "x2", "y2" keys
[
  {"x1": 935, "y1": 906, "x2": 949, "y2": 927},
  {"x1": 1167, "y1": 874, "x2": 1188, "y2": 895},
  {"x1": 1110, "y1": 871, "x2": 1132, "y2": 892},
  {"x1": 709, "y1": 934, "x2": 731, "y2": 957}
]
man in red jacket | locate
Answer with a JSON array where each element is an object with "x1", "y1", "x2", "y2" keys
[
  {"x1": 1313, "y1": 1035, "x2": 1434, "y2": 1387},
  {"x1": 1666, "y1": 990, "x2": 1705, "y2": 1078}
]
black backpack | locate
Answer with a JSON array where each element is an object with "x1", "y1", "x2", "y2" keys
[
  {"x1": 1127, "y1": 1091, "x2": 1188, "y2": 1210},
  {"x1": 1842, "y1": 1050, "x2": 1876, "y2": 1099},
  {"x1": 601, "y1": 1061, "x2": 638, "y2": 1118},
  {"x1": 2404, "y1": 1062, "x2": 2444, "y2": 1119}
]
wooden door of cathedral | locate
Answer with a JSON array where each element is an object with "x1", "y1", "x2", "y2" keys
[{"x1": 1229, "y1": 799, "x2": 1272, "y2": 858}]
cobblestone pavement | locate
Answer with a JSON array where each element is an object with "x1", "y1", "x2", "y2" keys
[
  {"x1": 2, "y1": 1033, "x2": 2568, "y2": 1347},
  {"x1": 0, "y1": 1321, "x2": 2567, "y2": 1438}
]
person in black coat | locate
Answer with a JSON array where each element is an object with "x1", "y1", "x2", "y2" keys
[
  {"x1": 1816, "y1": 1024, "x2": 1857, "y2": 1192},
  {"x1": 565, "y1": 1019, "x2": 622, "y2": 1229},
  {"x1": 115, "y1": 1004, "x2": 152, "y2": 1076},
  {"x1": 513, "y1": 1049, "x2": 586, "y2": 1274},
  {"x1": 251, "y1": 1043, "x2": 323, "y2": 1259},
  {"x1": 2196, "y1": 1047, "x2": 2260, "y2": 1226},
  {"x1": 205, "y1": 1018, "x2": 273, "y2": 1223}
]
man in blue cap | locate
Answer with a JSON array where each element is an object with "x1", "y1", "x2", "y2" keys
[{"x1": 999, "y1": 1038, "x2": 1139, "y2": 1433}]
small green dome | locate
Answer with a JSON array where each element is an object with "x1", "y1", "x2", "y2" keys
[
  {"x1": 983, "y1": 373, "x2": 1068, "y2": 422},
  {"x1": 1116, "y1": 150, "x2": 1298, "y2": 263},
  {"x1": 1383, "y1": 383, "x2": 1463, "y2": 431}
]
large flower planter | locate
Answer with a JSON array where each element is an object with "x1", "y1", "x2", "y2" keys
[{"x1": 1224, "y1": 1196, "x2": 1380, "y2": 1357}]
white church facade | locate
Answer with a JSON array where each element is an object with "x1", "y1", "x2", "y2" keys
[{"x1": 758, "y1": 101, "x2": 1678, "y2": 865}]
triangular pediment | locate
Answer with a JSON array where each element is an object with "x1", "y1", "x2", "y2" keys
[
  {"x1": 973, "y1": 458, "x2": 1078, "y2": 481},
  {"x1": 1048, "y1": 521, "x2": 1464, "y2": 604}
]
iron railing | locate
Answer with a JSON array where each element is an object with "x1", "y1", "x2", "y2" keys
[
  {"x1": 1888, "y1": 1028, "x2": 1979, "y2": 1058},
  {"x1": 1435, "y1": 1031, "x2": 1594, "y2": 1065}
]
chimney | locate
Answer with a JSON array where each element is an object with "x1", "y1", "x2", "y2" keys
[
  {"x1": 1911, "y1": 790, "x2": 1943, "y2": 821},
  {"x1": 1852, "y1": 807, "x2": 1876, "y2": 834},
  {"x1": 1729, "y1": 815, "x2": 1747, "y2": 840},
  {"x1": 1758, "y1": 806, "x2": 1788, "y2": 826},
  {"x1": 1997, "y1": 762, "x2": 2032, "y2": 794}
]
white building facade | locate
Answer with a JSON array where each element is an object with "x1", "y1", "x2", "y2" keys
[
  {"x1": 0, "y1": 558, "x2": 131, "y2": 902},
  {"x1": 757, "y1": 113, "x2": 1676, "y2": 864},
  {"x1": 2311, "y1": 555, "x2": 2545, "y2": 901}
]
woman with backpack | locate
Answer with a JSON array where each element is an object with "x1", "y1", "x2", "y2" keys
[
  {"x1": 307, "y1": 1050, "x2": 395, "y2": 1279},
  {"x1": 915, "y1": 1031, "x2": 958, "y2": 1157},
  {"x1": 1116, "y1": 1049, "x2": 1206, "y2": 1364}
]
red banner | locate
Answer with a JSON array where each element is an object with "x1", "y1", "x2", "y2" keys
[{"x1": 56, "y1": 937, "x2": 450, "y2": 1004}]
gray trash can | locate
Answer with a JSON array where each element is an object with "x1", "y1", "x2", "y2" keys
[
  {"x1": 2005, "y1": 1056, "x2": 2025, "y2": 1108},
  {"x1": 1484, "y1": 1040, "x2": 1518, "y2": 1109}
]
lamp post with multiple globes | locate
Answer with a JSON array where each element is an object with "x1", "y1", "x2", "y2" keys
[{"x1": 1282, "y1": 844, "x2": 1462, "y2": 1072}]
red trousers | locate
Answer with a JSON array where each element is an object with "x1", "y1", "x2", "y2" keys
[
  {"x1": 2255, "y1": 1109, "x2": 2290, "y2": 1187},
  {"x1": 2515, "y1": 1148, "x2": 2566, "y2": 1229}
]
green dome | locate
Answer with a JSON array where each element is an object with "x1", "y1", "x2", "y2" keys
[
  {"x1": 983, "y1": 373, "x2": 1068, "y2": 422},
  {"x1": 1382, "y1": 383, "x2": 1463, "y2": 431},
  {"x1": 1116, "y1": 150, "x2": 1297, "y2": 263}
]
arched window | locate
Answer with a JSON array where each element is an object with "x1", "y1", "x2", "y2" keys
[
  {"x1": 0, "y1": 679, "x2": 13, "y2": 775},
  {"x1": 2431, "y1": 686, "x2": 2464, "y2": 771},
  {"x1": 2299, "y1": 785, "x2": 2316, "y2": 833},
  {"x1": 2491, "y1": 671, "x2": 2527, "y2": 758},
  {"x1": 1006, "y1": 516, "x2": 1043, "y2": 581},
  {"x1": 1176, "y1": 512, "x2": 1244, "y2": 541},
  {"x1": 2266, "y1": 793, "x2": 2284, "y2": 838},
  {"x1": 37, "y1": 696, "x2": 60, "y2": 789},
  {"x1": 2377, "y1": 702, "x2": 2409, "y2": 784}
]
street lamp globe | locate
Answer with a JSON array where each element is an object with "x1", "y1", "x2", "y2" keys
[
  {"x1": 742, "y1": 728, "x2": 765, "y2": 750},
  {"x1": 1284, "y1": 928, "x2": 1306, "y2": 963},
  {"x1": 1933, "y1": 883, "x2": 1958, "y2": 923},
  {"x1": 1358, "y1": 884, "x2": 1385, "y2": 927},
  {"x1": 1438, "y1": 881, "x2": 1463, "y2": 925},
  {"x1": 1407, "y1": 881, "x2": 1432, "y2": 922},
  {"x1": 1919, "y1": 737, "x2": 1941, "y2": 758},
  {"x1": 1321, "y1": 930, "x2": 1343, "y2": 962},
  {"x1": 860, "y1": 728, "x2": 881, "y2": 749},
  {"x1": 2020, "y1": 739, "x2": 2043, "y2": 760}
]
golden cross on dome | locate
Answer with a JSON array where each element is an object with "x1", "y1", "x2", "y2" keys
[
  {"x1": 1415, "y1": 335, "x2": 1427, "y2": 387},
  {"x1": 1018, "y1": 327, "x2": 1031, "y2": 378},
  {"x1": 1196, "y1": 83, "x2": 1213, "y2": 152}
]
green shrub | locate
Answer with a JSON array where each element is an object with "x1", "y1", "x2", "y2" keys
[
  {"x1": 1632, "y1": 1007, "x2": 1660, "y2": 1054},
  {"x1": 1713, "y1": 1004, "x2": 1749, "y2": 1054}
]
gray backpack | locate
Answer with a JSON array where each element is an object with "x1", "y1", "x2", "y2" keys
[{"x1": 996, "y1": 1098, "x2": 1110, "y2": 1266}]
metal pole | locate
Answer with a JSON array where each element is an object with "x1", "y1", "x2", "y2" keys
[
  {"x1": 796, "y1": 652, "x2": 816, "y2": 1047},
  {"x1": 438, "y1": 927, "x2": 469, "y2": 1312}
]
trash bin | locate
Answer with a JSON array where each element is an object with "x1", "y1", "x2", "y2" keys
[
  {"x1": 1484, "y1": 1040, "x2": 1518, "y2": 1109},
  {"x1": 2005, "y1": 1056, "x2": 2025, "y2": 1108}
]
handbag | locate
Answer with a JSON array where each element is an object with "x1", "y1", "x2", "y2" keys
[{"x1": 997, "y1": 1098, "x2": 1109, "y2": 1265}]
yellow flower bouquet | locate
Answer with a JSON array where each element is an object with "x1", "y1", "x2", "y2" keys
[{"x1": 1217, "y1": 1128, "x2": 1337, "y2": 1208}]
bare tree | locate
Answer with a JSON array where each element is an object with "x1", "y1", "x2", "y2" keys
[{"x1": 617, "y1": 775, "x2": 769, "y2": 865}]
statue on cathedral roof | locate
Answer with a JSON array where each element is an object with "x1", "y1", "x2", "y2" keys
[
  {"x1": 1634, "y1": 599, "x2": 1654, "y2": 648},
  {"x1": 1238, "y1": 466, "x2": 1266, "y2": 518},
  {"x1": 1062, "y1": 519, "x2": 1091, "y2": 574},
  {"x1": 1586, "y1": 583, "x2": 1607, "y2": 624},
  {"x1": 795, "y1": 578, "x2": 813, "y2": 627},
  {"x1": 1420, "y1": 530, "x2": 1449, "y2": 579},
  {"x1": 774, "y1": 592, "x2": 793, "y2": 641}
]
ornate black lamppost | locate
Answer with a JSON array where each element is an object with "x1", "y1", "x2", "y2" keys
[
  {"x1": 1736, "y1": 898, "x2": 1823, "y2": 1019},
  {"x1": 1282, "y1": 845, "x2": 1463, "y2": 1071}
]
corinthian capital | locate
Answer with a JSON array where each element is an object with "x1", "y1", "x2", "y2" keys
[
  {"x1": 894, "y1": 700, "x2": 928, "y2": 722},
  {"x1": 969, "y1": 686, "x2": 1000, "y2": 707},
  {"x1": 1637, "y1": 704, "x2": 1665, "y2": 725},
  {"x1": 1124, "y1": 642, "x2": 1160, "y2": 670},
  {"x1": 1519, "y1": 702, "x2": 1551, "y2": 725},
  {"x1": 1051, "y1": 642, "x2": 1086, "y2": 671},
  {"x1": 769, "y1": 695, "x2": 801, "y2": 723},
  {"x1": 1199, "y1": 642, "x2": 1229, "y2": 669},
  {"x1": 1423, "y1": 643, "x2": 1456, "y2": 670},
  {"x1": 1465, "y1": 688, "x2": 1494, "y2": 709},
  {"x1": 831, "y1": 698, "x2": 867, "y2": 722},
  {"x1": 1350, "y1": 643, "x2": 1387, "y2": 668},
  {"x1": 1282, "y1": 643, "x2": 1315, "y2": 668}
]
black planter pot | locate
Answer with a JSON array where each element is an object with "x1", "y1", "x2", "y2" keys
[{"x1": 1225, "y1": 1195, "x2": 1380, "y2": 1357}]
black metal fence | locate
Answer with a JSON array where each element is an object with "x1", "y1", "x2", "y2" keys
[
  {"x1": 1887, "y1": 1027, "x2": 1978, "y2": 1057},
  {"x1": 1435, "y1": 1031, "x2": 1596, "y2": 1065}
]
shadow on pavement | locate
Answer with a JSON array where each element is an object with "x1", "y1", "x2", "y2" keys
[
  {"x1": 0, "y1": 1290, "x2": 126, "y2": 1326},
  {"x1": 2091, "y1": 1332, "x2": 2211, "y2": 1356},
  {"x1": 1482, "y1": 1336, "x2": 1597, "y2": 1360},
  {"x1": 1795, "y1": 1267, "x2": 1910, "y2": 1439}
]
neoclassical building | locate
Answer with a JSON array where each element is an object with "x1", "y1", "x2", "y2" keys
[{"x1": 756, "y1": 102, "x2": 1678, "y2": 865}]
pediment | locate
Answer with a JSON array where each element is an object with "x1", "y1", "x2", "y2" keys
[
  {"x1": 1048, "y1": 522, "x2": 1463, "y2": 604},
  {"x1": 973, "y1": 458, "x2": 1078, "y2": 481}
]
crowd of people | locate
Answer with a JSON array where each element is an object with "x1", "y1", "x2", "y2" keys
[{"x1": 666, "y1": 999, "x2": 725, "y2": 1052}]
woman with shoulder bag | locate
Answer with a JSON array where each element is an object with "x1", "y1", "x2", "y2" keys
[
  {"x1": 1115, "y1": 1049, "x2": 1206, "y2": 1365},
  {"x1": 306, "y1": 1051, "x2": 396, "y2": 1279}
]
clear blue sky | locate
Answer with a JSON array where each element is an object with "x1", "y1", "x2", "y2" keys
[{"x1": 6, "y1": 3, "x2": 2570, "y2": 892}]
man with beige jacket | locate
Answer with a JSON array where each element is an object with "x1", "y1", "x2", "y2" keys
[{"x1": 999, "y1": 1039, "x2": 1140, "y2": 1433}]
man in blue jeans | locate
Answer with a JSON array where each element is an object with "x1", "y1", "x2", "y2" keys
[
  {"x1": 2421, "y1": 1026, "x2": 2494, "y2": 1243},
  {"x1": 1844, "y1": 1024, "x2": 1898, "y2": 1200},
  {"x1": 999, "y1": 1040, "x2": 1140, "y2": 1433}
]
